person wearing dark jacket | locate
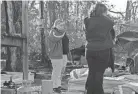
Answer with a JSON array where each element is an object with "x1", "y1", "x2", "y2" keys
[{"x1": 84, "y1": 3, "x2": 114, "y2": 94}]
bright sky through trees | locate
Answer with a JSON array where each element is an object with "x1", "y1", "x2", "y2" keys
[{"x1": 108, "y1": 0, "x2": 137, "y2": 11}]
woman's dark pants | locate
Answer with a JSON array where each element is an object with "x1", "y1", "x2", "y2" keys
[{"x1": 85, "y1": 49, "x2": 110, "y2": 94}]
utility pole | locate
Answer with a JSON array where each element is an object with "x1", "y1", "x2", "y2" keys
[{"x1": 22, "y1": 1, "x2": 29, "y2": 80}]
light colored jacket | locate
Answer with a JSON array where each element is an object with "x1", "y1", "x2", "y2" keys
[{"x1": 46, "y1": 28, "x2": 65, "y2": 59}]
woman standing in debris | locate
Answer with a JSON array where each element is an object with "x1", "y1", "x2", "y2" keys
[
  {"x1": 84, "y1": 3, "x2": 114, "y2": 94},
  {"x1": 47, "y1": 19, "x2": 67, "y2": 93}
]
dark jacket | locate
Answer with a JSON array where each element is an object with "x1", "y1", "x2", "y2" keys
[
  {"x1": 84, "y1": 16, "x2": 114, "y2": 51},
  {"x1": 62, "y1": 33, "x2": 69, "y2": 55}
]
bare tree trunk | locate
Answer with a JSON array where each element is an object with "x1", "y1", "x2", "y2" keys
[
  {"x1": 132, "y1": 1, "x2": 138, "y2": 22},
  {"x1": 40, "y1": 1, "x2": 45, "y2": 64},
  {"x1": 15, "y1": 47, "x2": 23, "y2": 72},
  {"x1": 4, "y1": 1, "x2": 21, "y2": 72},
  {"x1": 44, "y1": 2, "x2": 52, "y2": 68},
  {"x1": 5, "y1": 47, "x2": 13, "y2": 71},
  {"x1": 48, "y1": 1, "x2": 56, "y2": 28},
  {"x1": 7, "y1": 1, "x2": 16, "y2": 35},
  {"x1": 40, "y1": 1, "x2": 50, "y2": 68},
  {"x1": 11, "y1": 48, "x2": 16, "y2": 71},
  {"x1": 4, "y1": 1, "x2": 9, "y2": 34},
  {"x1": 12, "y1": 1, "x2": 23, "y2": 72},
  {"x1": 12, "y1": 1, "x2": 22, "y2": 34},
  {"x1": 76, "y1": 1, "x2": 79, "y2": 32},
  {"x1": 3, "y1": 1, "x2": 12, "y2": 71},
  {"x1": 61, "y1": 1, "x2": 69, "y2": 21},
  {"x1": 125, "y1": 0, "x2": 132, "y2": 21}
]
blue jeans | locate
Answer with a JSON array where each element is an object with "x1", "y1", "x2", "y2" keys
[{"x1": 86, "y1": 49, "x2": 110, "y2": 94}]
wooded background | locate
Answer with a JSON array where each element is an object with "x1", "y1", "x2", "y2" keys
[{"x1": 1, "y1": 0, "x2": 138, "y2": 72}]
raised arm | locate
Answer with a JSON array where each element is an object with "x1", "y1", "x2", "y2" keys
[{"x1": 48, "y1": 28, "x2": 65, "y2": 42}]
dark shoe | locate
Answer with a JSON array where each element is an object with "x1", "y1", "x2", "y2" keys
[
  {"x1": 58, "y1": 86, "x2": 67, "y2": 91},
  {"x1": 53, "y1": 88, "x2": 61, "y2": 93}
]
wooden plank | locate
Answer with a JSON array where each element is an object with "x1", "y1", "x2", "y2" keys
[
  {"x1": 1, "y1": 36, "x2": 23, "y2": 47},
  {"x1": 22, "y1": 1, "x2": 29, "y2": 80}
]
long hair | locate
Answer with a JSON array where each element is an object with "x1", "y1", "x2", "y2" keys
[{"x1": 90, "y1": 3, "x2": 107, "y2": 17}]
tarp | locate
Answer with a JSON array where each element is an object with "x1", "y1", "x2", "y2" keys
[
  {"x1": 116, "y1": 31, "x2": 138, "y2": 52},
  {"x1": 68, "y1": 68, "x2": 138, "y2": 93}
]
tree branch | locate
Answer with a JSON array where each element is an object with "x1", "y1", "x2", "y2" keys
[{"x1": 108, "y1": 10, "x2": 125, "y2": 18}]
